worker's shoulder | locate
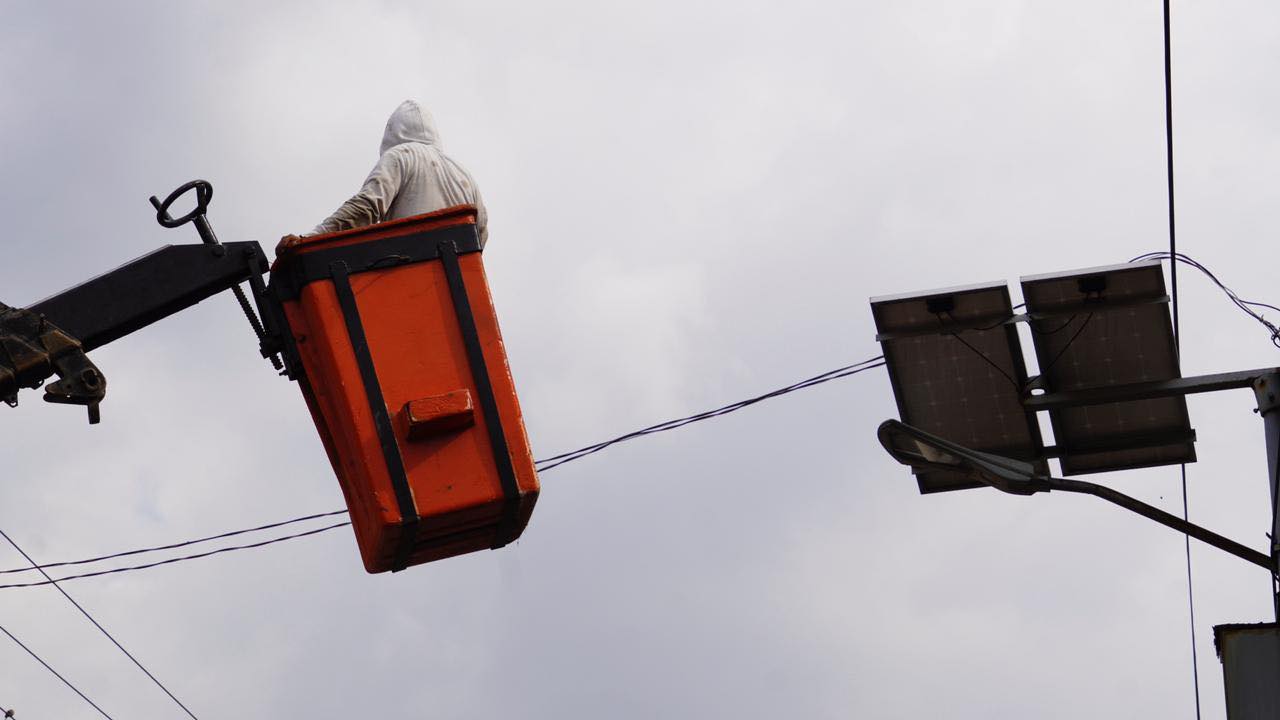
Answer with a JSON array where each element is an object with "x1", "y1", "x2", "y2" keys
[
  {"x1": 384, "y1": 142, "x2": 433, "y2": 158},
  {"x1": 385, "y1": 142, "x2": 447, "y2": 172}
]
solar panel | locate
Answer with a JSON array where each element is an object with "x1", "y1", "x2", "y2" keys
[
  {"x1": 1020, "y1": 261, "x2": 1196, "y2": 475},
  {"x1": 871, "y1": 281, "x2": 1047, "y2": 493}
]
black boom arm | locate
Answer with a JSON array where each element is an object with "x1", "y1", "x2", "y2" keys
[{"x1": 0, "y1": 180, "x2": 282, "y2": 423}]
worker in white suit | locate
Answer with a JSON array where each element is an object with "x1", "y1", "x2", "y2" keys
[{"x1": 309, "y1": 100, "x2": 488, "y2": 246}]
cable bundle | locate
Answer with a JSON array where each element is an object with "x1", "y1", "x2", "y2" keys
[
  {"x1": 1131, "y1": 251, "x2": 1280, "y2": 349},
  {"x1": 534, "y1": 356, "x2": 885, "y2": 471}
]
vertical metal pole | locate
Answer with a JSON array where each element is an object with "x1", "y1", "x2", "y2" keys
[{"x1": 1251, "y1": 372, "x2": 1280, "y2": 621}]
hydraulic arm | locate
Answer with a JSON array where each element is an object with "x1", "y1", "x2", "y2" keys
[{"x1": 0, "y1": 180, "x2": 283, "y2": 423}]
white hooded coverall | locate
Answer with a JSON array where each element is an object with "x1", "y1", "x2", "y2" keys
[{"x1": 312, "y1": 100, "x2": 488, "y2": 245}]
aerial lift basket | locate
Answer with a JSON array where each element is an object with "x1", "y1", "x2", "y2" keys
[{"x1": 270, "y1": 207, "x2": 539, "y2": 572}]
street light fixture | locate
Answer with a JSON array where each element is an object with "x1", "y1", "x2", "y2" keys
[
  {"x1": 878, "y1": 419, "x2": 1274, "y2": 572},
  {"x1": 870, "y1": 263, "x2": 1280, "y2": 621}
]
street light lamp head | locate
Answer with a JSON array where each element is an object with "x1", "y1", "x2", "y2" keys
[{"x1": 877, "y1": 419, "x2": 1046, "y2": 496}]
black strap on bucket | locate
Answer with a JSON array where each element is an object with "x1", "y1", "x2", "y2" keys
[
  {"x1": 329, "y1": 261, "x2": 420, "y2": 570},
  {"x1": 437, "y1": 241, "x2": 522, "y2": 548}
]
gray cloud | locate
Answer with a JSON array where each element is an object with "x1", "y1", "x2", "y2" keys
[{"x1": 1, "y1": 1, "x2": 1276, "y2": 718}]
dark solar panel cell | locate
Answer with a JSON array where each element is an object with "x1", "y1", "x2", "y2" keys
[
  {"x1": 1021, "y1": 262, "x2": 1195, "y2": 475},
  {"x1": 872, "y1": 282, "x2": 1047, "y2": 493}
]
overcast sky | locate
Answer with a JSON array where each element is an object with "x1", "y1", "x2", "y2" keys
[{"x1": 2, "y1": 2, "x2": 1279, "y2": 718}]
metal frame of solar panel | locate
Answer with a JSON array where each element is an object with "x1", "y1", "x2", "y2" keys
[
  {"x1": 871, "y1": 281, "x2": 1047, "y2": 493},
  {"x1": 1020, "y1": 260, "x2": 1195, "y2": 476}
]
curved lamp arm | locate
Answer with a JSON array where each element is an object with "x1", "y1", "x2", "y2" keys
[
  {"x1": 878, "y1": 419, "x2": 1275, "y2": 574},
  {"x1": 1044, "y1": 476, "x2": 1272, "y2": 571}
]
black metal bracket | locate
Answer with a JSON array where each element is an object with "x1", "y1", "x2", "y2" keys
[
  {"x1": 328, "y1": 260, "x2": 421, "y2": 571},
  {"x1": 437, "y1": 239, "x2": 522, "y2": 549},
  {"x1": 0, "y1": 303, "x2": 106, "y2": 423},
  {"x1": 29, "y1": 242, "x2": 269, "y2": 352},
  {"x1": 270, "y1": 224, "x2": 481, "y2": 301},
  {"x1": 5, "y1": 240, "x2": 272, "y2": 423},
  {"x1": 1023, "y1": 367, "x2": 1280, "y2": 411}
]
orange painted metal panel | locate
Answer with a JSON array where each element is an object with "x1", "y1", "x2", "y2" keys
[{"x1": 271, "y1": 207, "x2": 539, "y2": 572}]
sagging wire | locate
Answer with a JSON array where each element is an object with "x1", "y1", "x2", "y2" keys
[
  {"x1": 0, "y1": 522, "x2": 351, "y2": 590},
  {"x1": 1131, "y1": 251, "x2": 1280, "y2": 350},
  {"x1": 1037, "y1": 313, "x2": 1095, "y2": 374},
  {"x1": 1157, "y1": 2, "x2": 1200, "y2": 715},
  {"x1": 936, "y1": 306, "x2": 1095, "y2": 392},
  {"x1": 0, "y1": 510, "x2": 350, "y2": 576},
  {"x1": 0, "y1": 355, "x2": 888, "y2": 589},
  {"x1": 935, "y1": 313, "x2": 1019, "y2": 391},
  {"x1": 535, "y1": 355, "x2": 886, "y2": 472}
]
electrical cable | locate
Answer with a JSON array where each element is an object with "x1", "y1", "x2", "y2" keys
[
  {"x1": 968, "y1": 302, "x2": 1027, "y2": 332},
  {"x1": 0, "y1": 528, "x2": 201, "y2": 719},
  {"x1": 936, "y1": 311, "x2": 1022, "y2": 388},
  {"x1": 534, "y1": 357, "x2": 886, "y2": 472},
  {"x1": 0, "y1": 622, "x2": 115, "y2": 719},
  {"x1": 1130, "y1": 251, "x2": 1280, "y2": 348},
  {"x1": 1179, "y1": 463, "x2": 1201, "y2": 720},
  {"x1": 1160, "y1": 2, "x2": 1202, "y2": 716},
  {"x1": 1038, "y1": 313, "x2": 1095, "y2": 375},
  {"x1": 939, "y1": 327, "x2": 1019, "y2": 391},
  {"x1": 532, "y1": 355, "x2": 886, "y2": 465},
  {"x1": 1034, "y1": 314, "x2": 1080, "y2": 336},
  {"x1": 0, "y1": 510, "x2": 349, "y2": 576},
  {"x1": 1270, "y1": 427, "x2": 1280, "y2": 621},
  {"x1": 6, "y1": 360, "x2": 888, "y2": 585},
  {"x1": 0, "y1": 522, "x2": 351, "y2": 590},
  {"x1": 0, "y1": 356, "x2": 889, "y2": 587}
]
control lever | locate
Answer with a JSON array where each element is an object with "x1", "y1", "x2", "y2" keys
[{"x1": 149, "y1": 180, "x2": 283, "y2": 370}]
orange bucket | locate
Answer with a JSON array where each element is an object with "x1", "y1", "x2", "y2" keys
[{"x1": 270, "y1": 207, "x2": 539, "y2": 572}]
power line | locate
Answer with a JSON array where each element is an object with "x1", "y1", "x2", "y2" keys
[
  {"x1": 0, "y1": 522, "x2": 351, "y2": 590},
  {"x1": 0, "y1": 356, "x2": 888, "y2": 588},
  {"x1": 0, "y1": 528, "x2": 201, "y2": 719},
  {"x1": 1160, "y1": 1, "x2": 1201, "y2": 716},
  {"x1": 0, "y1": 622, "x2": 114, "y2": 719},
  {"x1": 935, "y1": 313, "x2": 1019, "y2": 390},
  {"x1": 939, "y1": 308, "x2": 1097, "y2": 390},
  {"x1": 533, "y1": 356, "x2": 884, "y2": 466},
  {"x1": 534, "y1": 356, "x2": 886, "y2": 472},
  {"x1": 0, "y1": 510, "x2": 349, "y2": 576}
]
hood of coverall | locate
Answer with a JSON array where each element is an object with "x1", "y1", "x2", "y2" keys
[{"x1": 379, "y1": 100, "x2": 440, "y2": 154}]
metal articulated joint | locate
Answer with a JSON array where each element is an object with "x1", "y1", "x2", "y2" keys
[{"x1": 0, "y1": 302, "x2": 105, "y2": 423}]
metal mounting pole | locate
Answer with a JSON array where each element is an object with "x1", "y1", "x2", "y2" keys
[{"x1": 1251, "y1": 372, "x2": 1280, "y2": 621}]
